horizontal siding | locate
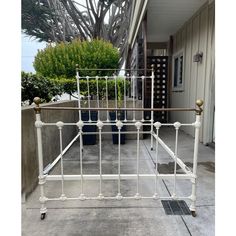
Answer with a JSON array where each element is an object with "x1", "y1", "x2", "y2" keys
[{"x1": 170, "y1": 1, "x2": 215, "y2": 143}]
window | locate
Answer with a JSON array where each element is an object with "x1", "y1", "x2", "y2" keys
[{"x1": 172, "y1": 51, "x2": 184, "y2": 91}]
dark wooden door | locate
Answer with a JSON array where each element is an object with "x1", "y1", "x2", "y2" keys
[{"x1": 146, "y1": 56, "x2": 168, "y2": 123}]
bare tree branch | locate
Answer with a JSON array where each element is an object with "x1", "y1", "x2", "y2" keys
[{"x1": 22, "y1": 0, "x2": 132, "y2": 67}]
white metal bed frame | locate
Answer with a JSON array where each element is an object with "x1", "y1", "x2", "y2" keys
[{"x1": 33, "y1": 66, "x2": 203, "y2": 220}]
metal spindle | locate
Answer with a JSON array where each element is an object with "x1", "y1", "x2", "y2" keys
[
  {"x1": 150, "y1": 65, "x2": 154, "y2": 150},
  {"x1": 141, "y1": 76, "x2": 145, "y2": 122},
  {"x1": 153, "y1": 122, "x2": 161, "y2": 199},
  {"x1": 76, "y1": 120, "x2": 85, "y2": 200},
  {"x1": 173, "y1": 122, "x2": 181, "y2": 197},
  {"x1": 105, "y1": 76, "x2": 109, "y2": 122},
  {"x1": 135, "y1": 122, "x2": 142, "y2": 199},
  {"x1": 76, "y1": 65, "x2": 81, "y2": 120},
  {"x1": 116, "y1": 121, "x2": 123, "y2": 199},
  {"x1": 57, "y1": 122, "x2": 65, "y2": 199},
  {"x1": 86, "y1": 76, "x2": 91, "y2": 122},
  {"x1": 114, "y1": 74, "x2": 118, "y2": 121},
  {"x1": 97, "y1": 121, "x2": 104, "y2": 199},
  {"x1": 96, "y1": 76, "x2": 100, "y2": 121},
  {"x1": 132, "y1": 75, "x2": 136, "y2": 121},
  {"x1": 124, "y1": 76, "x2": 127, "y2": 122}
]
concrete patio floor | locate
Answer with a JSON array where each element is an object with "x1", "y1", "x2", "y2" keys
[{"x1": 22, "y1": 127, "x2": 215, "y2": 236}]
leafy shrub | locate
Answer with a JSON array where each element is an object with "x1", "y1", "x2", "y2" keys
[
  {"x1": 34, "y1": 39, "x2": 120, "y2": 78},
  {"x1": 21, "y1": 72, "x2": 62, "y2": 105},
  {"x1": 52, "y1": 77, "x2": 130, "y2": 100}
]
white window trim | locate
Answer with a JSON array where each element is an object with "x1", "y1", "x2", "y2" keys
[{"x1": 172, "y1": 50, "x2": 184, "y2": 92}]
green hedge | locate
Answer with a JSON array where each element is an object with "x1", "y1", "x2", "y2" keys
[
  {"x1": 34, "y1": 39, "x2": 120, "y2": 78},
  {"x1": 53, "y1": 77, "x2": 129, "y2": 100},
  {"x1": 22, "y1": 71, "x2": 130, "y2": 105},
  {"x1": 21, "y1": 72, "x2": 63, "y2": 104}
]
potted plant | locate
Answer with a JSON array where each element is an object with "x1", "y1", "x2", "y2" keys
[{"x1": 81, "y1": 110, "x2": 98, "y2": 145}]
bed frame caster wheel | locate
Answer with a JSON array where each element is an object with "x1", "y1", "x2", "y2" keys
[
  {"x1": 191, "y1": 211, "x2": 196, "y2": 217},
  {"x1": 41, "y1": 213, "x2": 46, "y2": 220}
]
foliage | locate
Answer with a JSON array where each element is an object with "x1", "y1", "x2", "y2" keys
[
  {"x1": 34, "y1": 39, "x2": 120, "y2": 78},
  {"x1": 53, "y1": 77, "x2": 129, "y2": 100},
  {"x1": 22, "y1": 0, "x2": 132, "y2": 67},
  {"x1": 21, "y1": 72, "x2": 62, "y2": 105}
]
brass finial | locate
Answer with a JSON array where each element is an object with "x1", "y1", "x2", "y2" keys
[
  {"x1": 33, "y1": 97, "x2": 41, "y2": 114},
  {"x1": 196, "y1": 99, "x2": 204, "y2": 115}
]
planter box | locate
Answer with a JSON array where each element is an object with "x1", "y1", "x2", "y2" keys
[
  {"x1": 81, "y1": 111, "x2": 97, "y2": 145},
  {"x1": 109, "y1": 111, "x2": 126, "y2": 144}
]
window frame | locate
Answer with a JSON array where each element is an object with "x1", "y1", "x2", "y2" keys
[{"x1": 172, "y1": 50, "x2": 184, "y2": 92}]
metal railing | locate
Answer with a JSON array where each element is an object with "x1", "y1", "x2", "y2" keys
[{"x1": 33, "y1": 66, "x2": 203, "y2": 220}]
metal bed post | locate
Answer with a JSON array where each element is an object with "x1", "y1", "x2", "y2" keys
[
  {"x1": 189, "y1": 100, "x2": 203, "y2": 217},
  {"x1": 34, "y1": 97, "x2": 47, "y2": 220},
  {"x1": 150, "y1": 64, "x2": 154, "y2": 150}
]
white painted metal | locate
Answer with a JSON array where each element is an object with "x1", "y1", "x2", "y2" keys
[
  {"x1": 124, "y1": 76, "x2": 127, "y2": 122},
  {"x1": 153, "y1": 122, "x2": 161, "y2": 199},
  {"x1": 96, "y1": 76, "x2": 100, "y2": 121},
  {"x1": 86, "y1": 76, "x2": 91, "y2": 122},
  {"x1": 135, "y1": 122, "x2": 142, "y2": 199},
  {"x1": 141, "y1": 75, "x2": 145, "y2": 122},
  {"x1": 97, "y1": 121, "x2": 104, "y2": 199},
  {"x1": 76, "y1": 120, "x2": 85, "y2": 200},
  {"x1": 35, "y1": 113, "x2": 47, "y2": 215},
  {"x1": 150, "y1": 68, "x2": 154, "y2": 150},
  {"x1": 190, "y1": 115, "x2": 201, "y2": 212},
  {"x1": 76, "y1": 70, "x2": 81, "y2": 121},
  {"x1": 114, "y1": 75, "x2": 118, "y2": 121},
  {"x1": 43, "y1": 132, "x2": 81, "y2": 174},
  {"x1": 116, "y1": 120, "x2": 123, "y2": 200},
  {"x1": 46, "y1": 174, "x2": 195, "y2": 181},
  {"x1": 152, "y1": 134, "x2": 192, "y2": 175},
  {"x1": 173, "y1": 122, "x2": 181, "y2": 198},
  {"x1": 105, "y1": 76, "x2": 109, "y2": 122},
  {"x1": 34, "y1": 69, "x2": 202, "y2": 218},
  {"x1": 132, "y1": 75, "x2": 136, "y2": 121},
  {"x1": 57, "y1": 122, "x2": 66, "y2": 199}
]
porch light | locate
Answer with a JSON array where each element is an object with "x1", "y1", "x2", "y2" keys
[{"x1": 193, "y1": 52, "x2": 203, "y2": 62}]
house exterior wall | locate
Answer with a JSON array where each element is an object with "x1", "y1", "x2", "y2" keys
[{"x1": 170, "y1": 1, "x2": 215, "y2": 144}]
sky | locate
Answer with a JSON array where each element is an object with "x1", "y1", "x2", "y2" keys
[
  {"x1": 21, "y1": 0, "x2": 107, "y2": 73},
  {"x1": 21, "y1": 33, "x2": 46, "y2": 72},
  {"x1": 21, "y1": 0, "x2": 84, "y2": 73}
]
